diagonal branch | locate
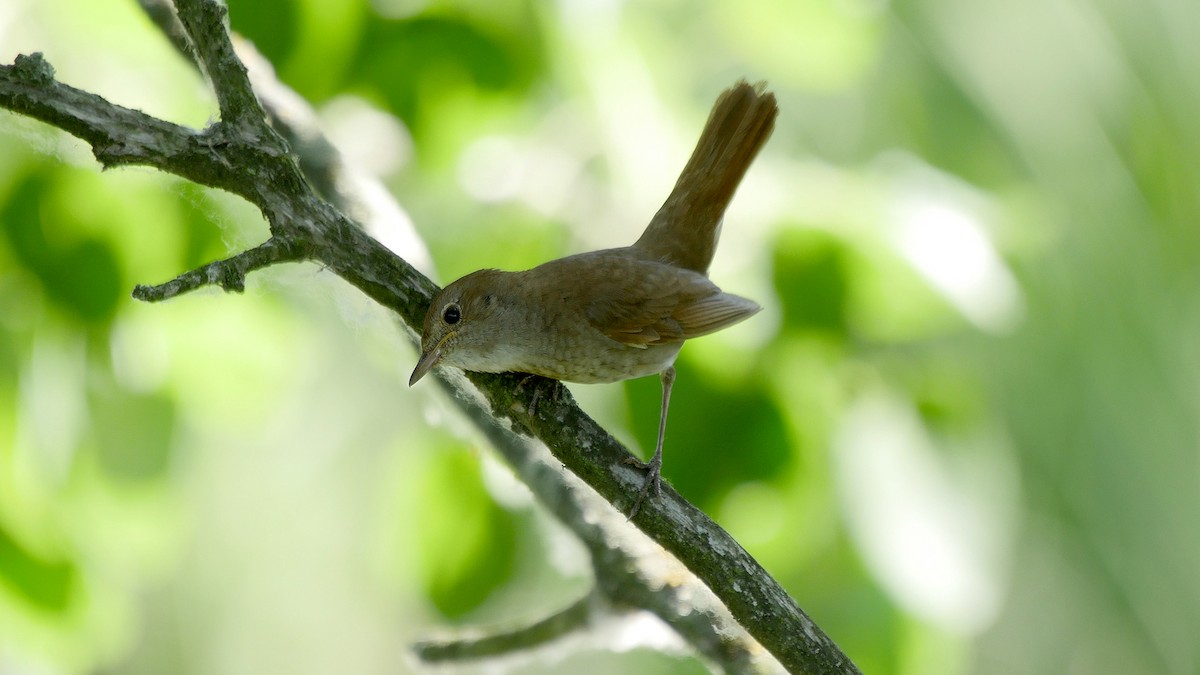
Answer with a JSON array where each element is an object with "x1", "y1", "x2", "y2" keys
[
  {"x1": 0, "y1": 3, "x2": 860, "y2": 671},
  {"x1": 431, "y1": 375, "x2": 785, "y2": 673}
]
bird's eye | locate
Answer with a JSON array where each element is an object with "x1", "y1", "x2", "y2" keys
[{"x1": 442, "y1": 303, "x2": 461, "y2": 325}]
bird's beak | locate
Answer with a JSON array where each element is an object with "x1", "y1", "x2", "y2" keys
[{"x1": 409, "y1": 334, "x2": 451, "y2": 386}]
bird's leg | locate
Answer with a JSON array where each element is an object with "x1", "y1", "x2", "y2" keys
[
  {"x1": 625, "y1": 366, "x2": 675, "y2": 517},
  {"x1": 518, "y1": 374, "x2": 560, "y2": 417}
]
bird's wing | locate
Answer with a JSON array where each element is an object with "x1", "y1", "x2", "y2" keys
[{"x1": 571, "y1": 255, "x2": 761, "y2": 348}]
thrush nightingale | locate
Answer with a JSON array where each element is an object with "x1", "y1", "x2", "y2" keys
[{"x1": 410, "y1": 81, "x2": 778, "y2": 516}]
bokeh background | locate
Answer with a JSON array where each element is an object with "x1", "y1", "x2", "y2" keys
[{"x1": 3, "y1": 0, "x2": 1199, "y2": 673}]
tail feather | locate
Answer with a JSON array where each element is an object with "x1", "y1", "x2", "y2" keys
[{"x1": 633, "y1": 81, "x2": 778, "y2": 274}]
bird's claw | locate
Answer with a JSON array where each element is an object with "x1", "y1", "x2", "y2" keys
[
  {"x1": 517, "y1": 374, "x2": 559, "y2": 417},
  {"x1": 624, "y1": 454, "x2": 662, "y2": 518}
]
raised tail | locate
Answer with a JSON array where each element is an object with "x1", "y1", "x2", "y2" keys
[{"x1": 632, "y1": 81, "x2": 778, "y2": 275}]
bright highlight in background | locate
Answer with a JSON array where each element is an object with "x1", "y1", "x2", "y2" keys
[
  {"x1": 882, "y1": 157, "x2": 1025, "y2": 335},
  {"x1": 895, "y1": 201, "x2": 1023, "y2": 334},
  {"x1": 836, "y1": 394, "x2": 1017, "y2": 634}
]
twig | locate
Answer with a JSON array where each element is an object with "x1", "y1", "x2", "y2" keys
[
  {"x1": 413, "y1": 593, "x2": 596, "y2": 662},
  {"x1": 132, "y1": 236, "x2": 306, "y2": 301}
]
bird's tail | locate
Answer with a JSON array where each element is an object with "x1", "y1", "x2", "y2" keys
[{"x1": 633, "y1": 81, "x2": 778, "y2": 275}]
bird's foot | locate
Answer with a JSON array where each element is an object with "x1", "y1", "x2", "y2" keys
[
  {"x1": 623, "y1": 453, "x2": 662, "y2": 518},
  {"x1": 517, "y1": 374, "x2": 560, "y2": 418}
]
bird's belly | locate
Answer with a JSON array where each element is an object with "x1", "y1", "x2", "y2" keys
[
  {"x1": 535, "y1": 344, "x2": 681, "y2": 384},
  {"x1": 456, "y1": 341, "x2": 681, "y2": 384}
]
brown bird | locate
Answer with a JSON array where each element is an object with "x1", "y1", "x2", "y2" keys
[{"x1": 410, "y1": 81, "x2": 778, "y2": 516}]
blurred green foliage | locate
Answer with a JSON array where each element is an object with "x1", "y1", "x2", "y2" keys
[
  {"x1": 0, "y1": 524, "x2": 76, "y2": 612},
  {"x1": 2, "y1": 171, "x2": 122, "y2": 324},
  {"x1": 416, "y1": 447, "x2": 517, "y2": 618},
  {"x1": 772, "y1": 230, "x2": 852, "y2": 336},
  {"x1": 2, "y1": 0, "x2": 1199, "y2": 673}
]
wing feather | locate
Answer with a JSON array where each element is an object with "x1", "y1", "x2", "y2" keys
[
  {"x1": 547, "y1": 251, "x2": 760, "y2": 348},
  {"x1": 672, "y1": 292, "x2": 761, "y2": 337}
]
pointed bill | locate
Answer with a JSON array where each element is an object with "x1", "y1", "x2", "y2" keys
[{"x1": 409, "y1": 340, "x2": 445, "y2": 386}]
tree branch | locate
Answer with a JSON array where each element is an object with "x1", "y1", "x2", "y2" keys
[
  {"x1": 1, "y1": 53, "x2": 221, "y2": 180},
  {"x1": 413, "y1": 592, "x2": 596, "y2": 662},
  {"x1": 0, "y1": 3, "x2": 859, "y2": 672},
  {"x1": 132, "y1": 236, "x2": 306, "y2": 301},
  {"x1": 429, "y1": 374, "x2": 785, "y2": 673},
  {"x1": 170, "y1": 0, "x2": 263, "y2": 128}
]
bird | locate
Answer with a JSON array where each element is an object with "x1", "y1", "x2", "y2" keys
[{"x1": 409, "y1": 81, "x2": 778, "y2": 516}]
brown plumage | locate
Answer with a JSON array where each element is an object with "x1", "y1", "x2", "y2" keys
[
  {"x1": 411, "y1": 82, "x2": 778, "y2": 516},
  {"x1": 635, "y1": 82, "x2": 779, "y2": 274}
]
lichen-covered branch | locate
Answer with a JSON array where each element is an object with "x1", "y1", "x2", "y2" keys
[{"x1": 0, "y1": 2, "x2": 859, "y2": 671}]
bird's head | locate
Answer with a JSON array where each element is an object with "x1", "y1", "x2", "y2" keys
[{"x1": 409, "y1": 269, "x2": 507, "y2": 386}]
